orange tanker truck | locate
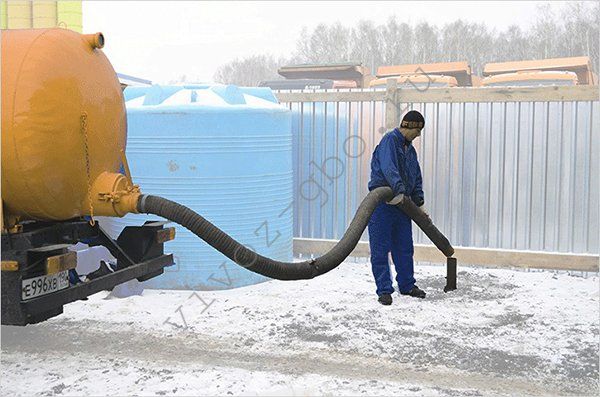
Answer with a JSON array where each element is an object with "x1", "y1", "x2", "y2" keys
[
  {"x1": 1, "y1": 28, "x2": 177, "y2": 325},
  {"x1": 2, "y1": 29, "x2": 456, "y2": 326}
]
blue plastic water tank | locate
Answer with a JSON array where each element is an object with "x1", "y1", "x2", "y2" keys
[{"x1": 101, "y1": 84, "x2": 293, "y2": 290}]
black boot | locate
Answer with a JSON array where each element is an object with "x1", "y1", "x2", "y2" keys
[
  {"x1": 378, "y1": 293, "x2": 393, "y2": 305},
  {"x1": 400, "y1": 285, "x2": 426, "y2": 299}
]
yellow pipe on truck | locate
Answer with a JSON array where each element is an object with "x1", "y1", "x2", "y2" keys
[{"x1": 1, "y1": 28, "x2": 140, "y2": 227}]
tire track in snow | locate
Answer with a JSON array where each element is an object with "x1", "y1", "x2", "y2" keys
[{"x1": 1, "y1": 320, "x2": 576, "y2": 396}]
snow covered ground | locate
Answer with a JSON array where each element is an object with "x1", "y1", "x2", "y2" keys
[{"x1": 1, "y1": 262, "x2": 598, "y2": 396}]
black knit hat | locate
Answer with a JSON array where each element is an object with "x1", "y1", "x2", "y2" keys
[{"x1": 400, "y1": 110, "x2": 425, "y2": 129}]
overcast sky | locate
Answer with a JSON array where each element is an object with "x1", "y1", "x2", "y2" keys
[{"x1": 83, "y1": 1, "x2": 570, "y2": 84}]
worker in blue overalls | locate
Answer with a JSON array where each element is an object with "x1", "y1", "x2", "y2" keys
[{"x1": 368, "y1": 110, "x2": 427, "y2": 305}]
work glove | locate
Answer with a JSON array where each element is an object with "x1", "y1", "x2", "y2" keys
[
  {"x1": 412, "y1": 196, "x2": 424, "y2": 207},
  {"x1": 388, "y1": 194, "x2": 432, "y2": 222},
  {"x1": 387, "y1": 194, "x2": 409, "y2": 206}
]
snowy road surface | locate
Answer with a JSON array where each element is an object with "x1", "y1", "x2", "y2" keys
[{"x1": 1, "y1": 263, "x2": 598, "y2": 396}]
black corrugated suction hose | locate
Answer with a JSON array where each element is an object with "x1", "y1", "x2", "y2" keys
[{"x1": 137, "y1": 186, "x2": 454, "y2": 281}]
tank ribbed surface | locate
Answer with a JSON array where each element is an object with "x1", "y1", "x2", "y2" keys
[{"x1": 101, "y1": 85, "x2": 293, "y2": 290}]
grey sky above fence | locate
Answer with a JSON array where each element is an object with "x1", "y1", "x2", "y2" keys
[{"x1": 83, "y1": 1, "x2": 575, "y2": 84}]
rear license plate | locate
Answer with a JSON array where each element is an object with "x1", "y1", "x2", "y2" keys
[{"x1": 22, "y1": 270, "x2": 69, "y2": 301}]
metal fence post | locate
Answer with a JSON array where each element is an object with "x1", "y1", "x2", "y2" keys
[{"x1": 385, "y1": 78, "x2": 398, "y2": 131}]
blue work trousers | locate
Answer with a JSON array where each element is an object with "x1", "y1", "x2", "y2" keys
[{"x1": 368, "y1": 203, "x2": 416, "y2": 295}]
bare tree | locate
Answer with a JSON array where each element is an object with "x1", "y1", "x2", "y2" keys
[
  {"x1": 380, "y1": 18, "x2": 414, "y2": 66},
  {"x1": 412, "y1": 22, "x2": 439, "y2": 64},
  {"x1": 558, "y1": 1, "x2": 599, "y2": 66},
  {"x1": 440, "y1": 20, "x2": 468, "y2": 63},
  {"x1": 350, "y1": 20, "x2": 383, "y2": 73},
  {"x1": 213, "y1": 2, "x2": 599, "y2": 87},
  {"x1": 213, "y1": 55, "x2": 283, "y2": 86},
  {"x1": 529, "y1": 4, "x2": 564, "y2": 60},
  {"x1": 294, "y1": 22, "x2": 352, "y2": 64},
  {"x1": 494, "y1": 25, "x2": 530, "y2": 63},
  {"x1": 168, "y1": 74, "x2": 188, "y2": 84}
]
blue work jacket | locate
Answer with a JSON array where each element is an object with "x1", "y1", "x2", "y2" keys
[{"x1": 368, "y1": 128, "x2": 424, "y2": 204}]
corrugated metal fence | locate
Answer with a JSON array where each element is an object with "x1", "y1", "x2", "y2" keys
[{"x1": 276, "y1": 85, "x2": 600, "y2": 270}]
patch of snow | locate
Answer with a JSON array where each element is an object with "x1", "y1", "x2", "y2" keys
[{"x1": 2, "y1": 262, "x2": 598, "y2": 396}]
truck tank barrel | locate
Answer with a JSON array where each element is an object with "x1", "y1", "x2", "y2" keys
[{"x1": 1, "y1": 28, "x2": 139, "y2": 223}]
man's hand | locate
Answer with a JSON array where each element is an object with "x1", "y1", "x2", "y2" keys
[
  {"x1": 412, "y1": 196, "x2": 424, "y2": 207},
  {"x1": 387, "y1": 194, "x2": 409, "y2": 206}
]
